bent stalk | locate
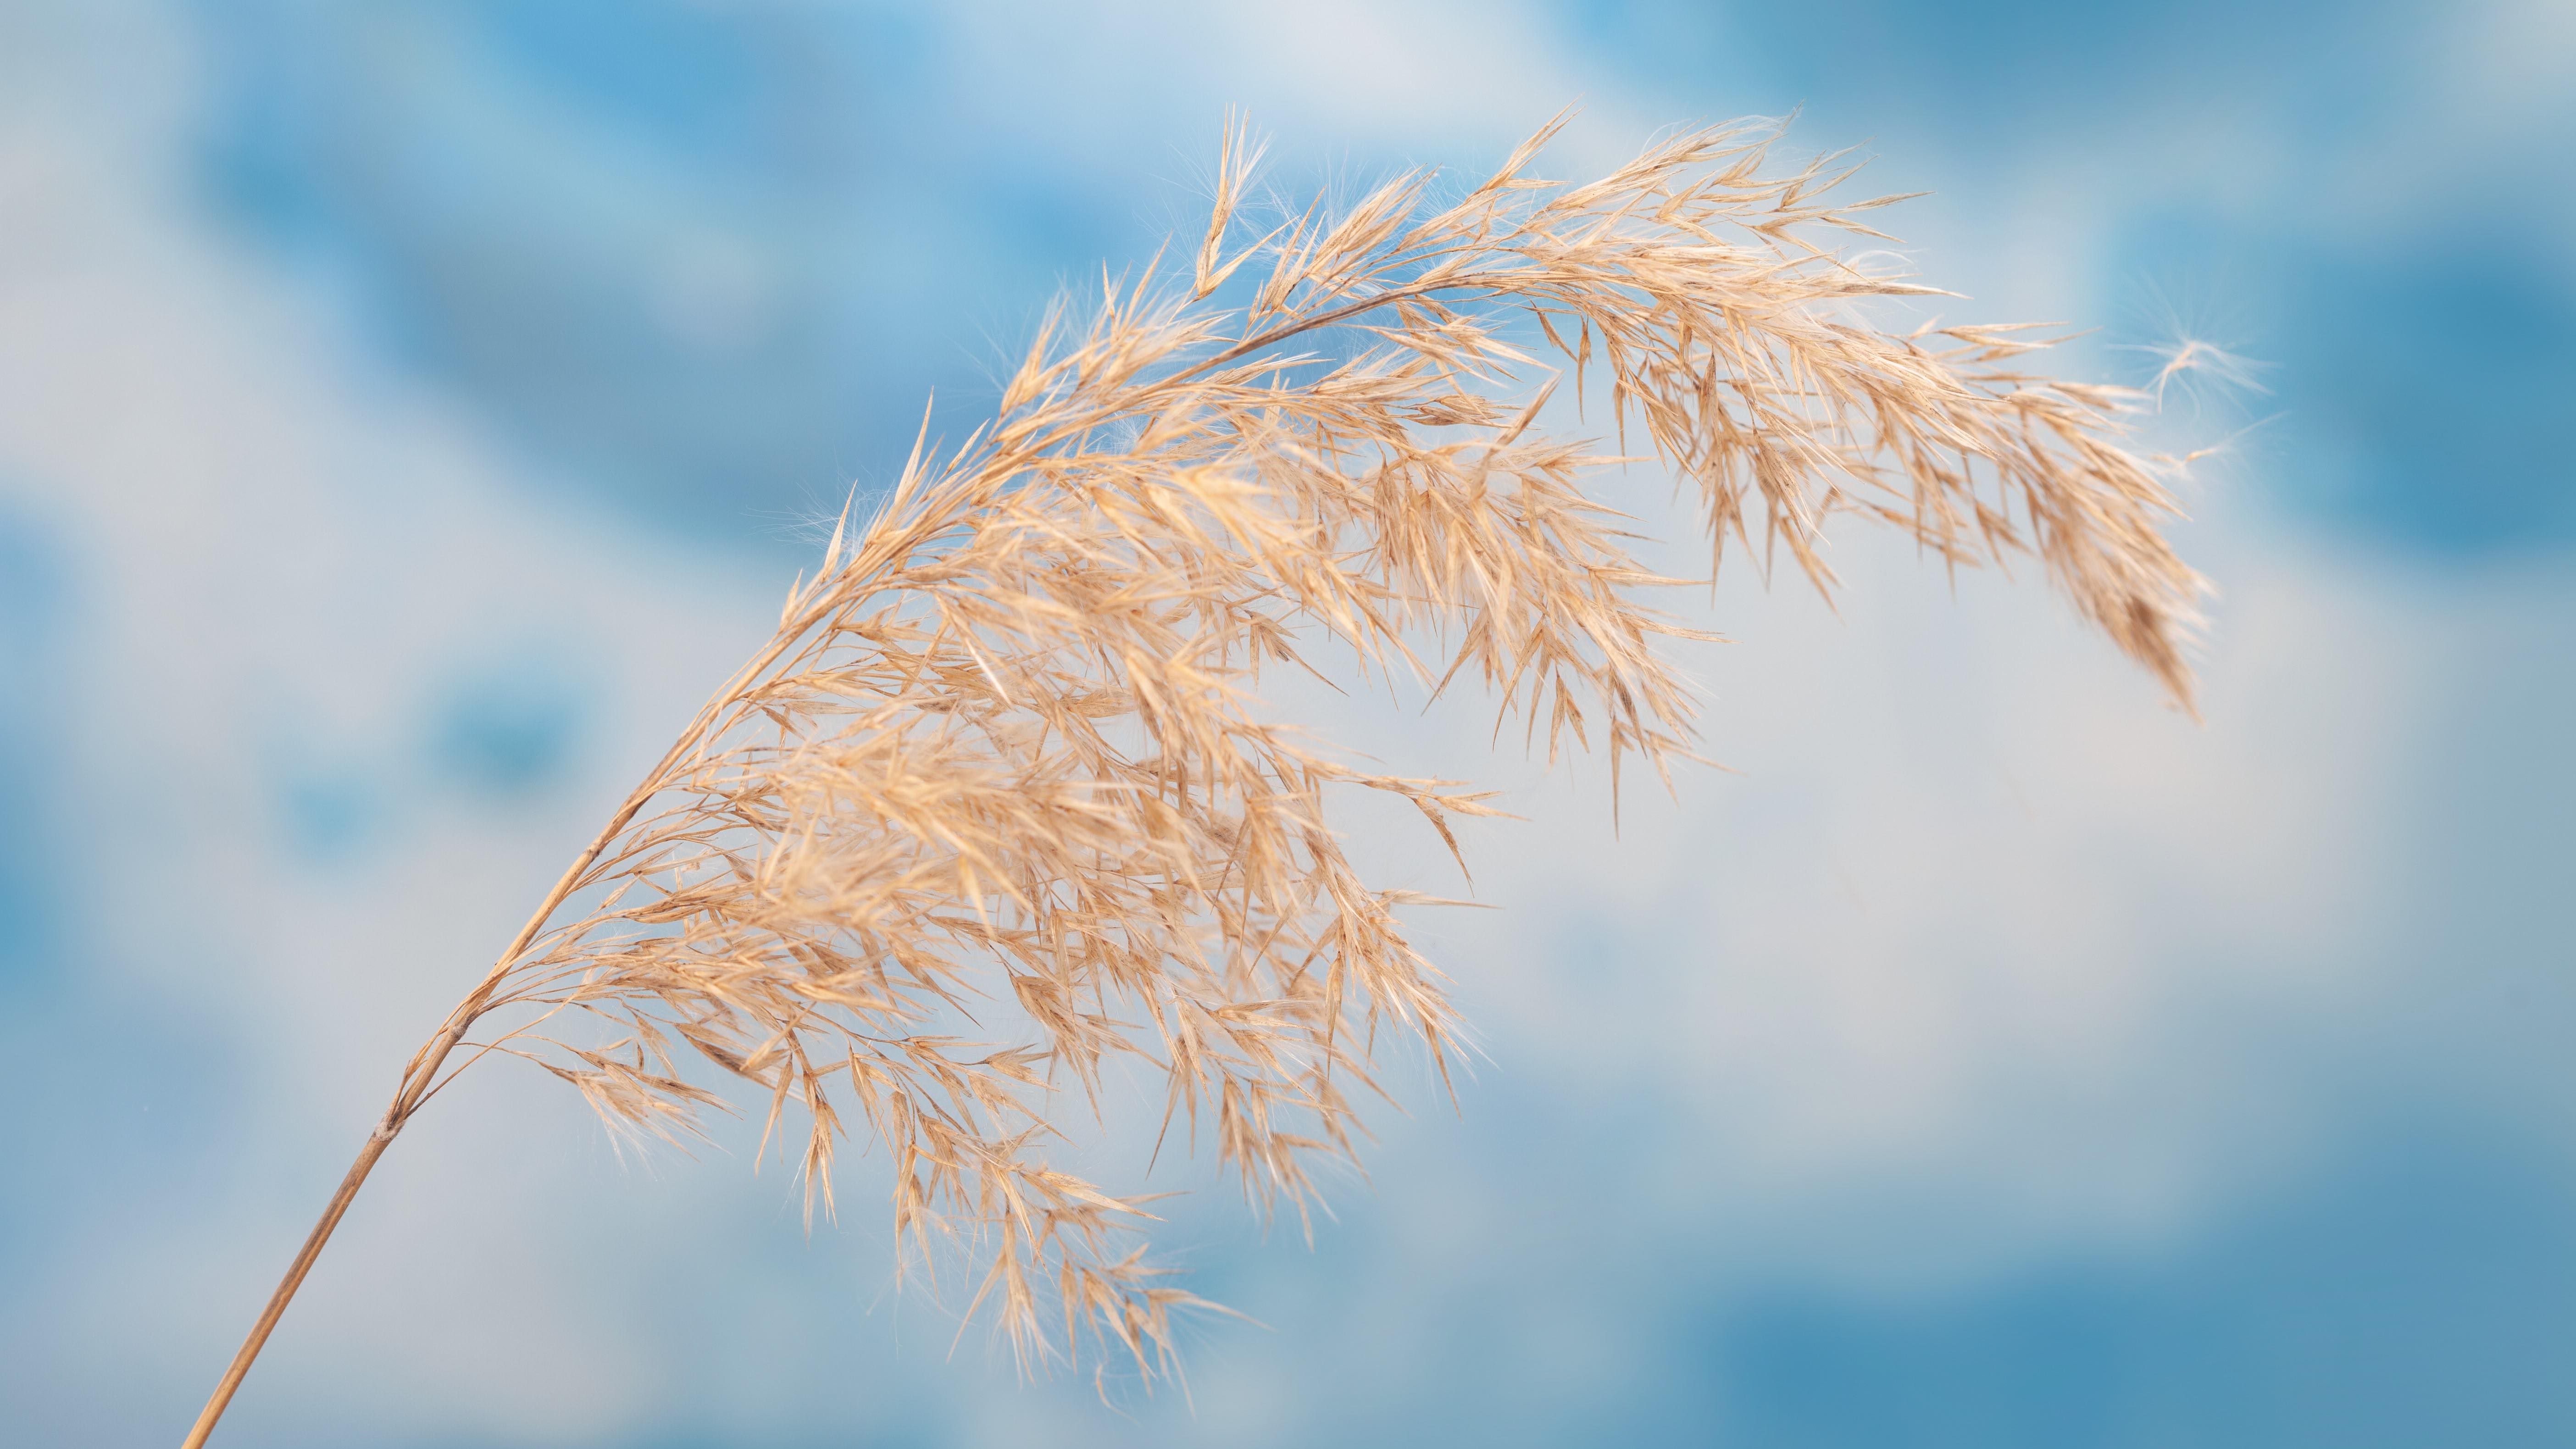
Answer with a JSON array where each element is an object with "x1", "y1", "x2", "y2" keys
[{"x1": 179, "y1": 710, "x2": 733, "y2": 1445}]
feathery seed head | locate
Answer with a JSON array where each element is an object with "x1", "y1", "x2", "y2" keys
[{"x1": 444, "y1": 111, "x2": 2207, "y2": 1386}]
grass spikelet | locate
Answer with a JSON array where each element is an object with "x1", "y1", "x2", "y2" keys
[{"x1": 185, "y1": 110, "x2": 2207, "y2": 1443}]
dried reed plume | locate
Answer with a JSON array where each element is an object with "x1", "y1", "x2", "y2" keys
[{"x1": 186, "y1": 111, "x2": 2204, "y2": 1444}]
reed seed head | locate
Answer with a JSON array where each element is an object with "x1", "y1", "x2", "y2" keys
[{"x1": 445, "y1": 111, "x2": 2206, "y2": 1386}]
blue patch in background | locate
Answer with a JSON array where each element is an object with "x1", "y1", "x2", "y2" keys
[
  {"x1": 2273, "y1": 251, "x2": 2576, "y2": 555},
  {"x1": 461, "y1": 0, "x2": 776, "y2": 170},
  {"x1": 271, "y1": 762, "x2": 385, "y2": 863},
  {"x1": 1707, "y1": 1133, "x2": 2576, "y2": 1447},
  {"x1": 181, "y1": 0, "x2": 1122, "y2": 543},
  {"x1": 427, "y1": 655, "x2": 585, "y2": 798}
]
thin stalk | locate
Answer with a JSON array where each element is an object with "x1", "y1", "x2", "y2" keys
[
  {"x1": 177, "y1": 622, "x2": 813, "y2": 1447},
  {"x1": 178, "y1": 901, "x2": 580, "y2": 1448},
  {"x1": 178, "y1": 1103, "x2": 398, "y2": 1449}
]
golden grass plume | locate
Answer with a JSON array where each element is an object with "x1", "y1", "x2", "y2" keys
[{"x1": 188, "y1": 110, "x2": 2205, "y2": 1442}]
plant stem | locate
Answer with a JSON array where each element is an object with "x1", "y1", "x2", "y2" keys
[
  {"x1": 178, "y1": 1110, "x2": 401, "y2": 1449},
  {"x1": 178, "y1": 623, "x2": 817, "y2": 1447},
  {"x1": 179, "y1": 994, "x2": 509, "y2": 1449}
]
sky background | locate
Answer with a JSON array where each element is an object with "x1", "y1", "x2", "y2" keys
[{"x1": 2, "y1": 1, "x2": 2572, "y2": 1445}]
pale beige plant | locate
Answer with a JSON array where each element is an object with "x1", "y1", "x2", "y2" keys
[{"x1": 185, "y1": 111, "x2": 2204, "y2": 1444}]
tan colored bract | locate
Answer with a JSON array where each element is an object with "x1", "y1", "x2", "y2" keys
[{"x1": 188, "y1": 111, "x2": 2204, "y2": 1441}]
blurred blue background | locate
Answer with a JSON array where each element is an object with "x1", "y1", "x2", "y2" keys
[{"x1": 3, "y1": 2, "x2": 2571, "y2": 1445}]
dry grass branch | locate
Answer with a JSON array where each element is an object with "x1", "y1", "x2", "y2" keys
[{"x1": 189, "y1": 110, "x2": 2204, "y2": 1441}]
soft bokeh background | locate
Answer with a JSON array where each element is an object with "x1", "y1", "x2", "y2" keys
[{"x1": 4, "y1": 2, "x2": 2571, "y2": 1445}]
